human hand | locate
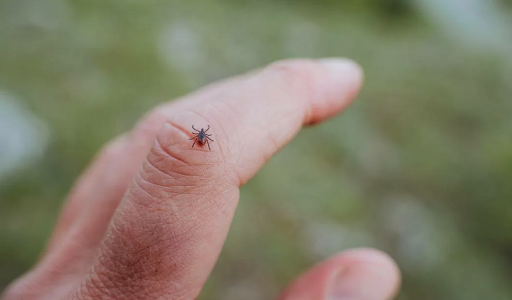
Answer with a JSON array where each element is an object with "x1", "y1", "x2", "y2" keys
[{"x1": 3, "y1": 59, "x2": 400, "y2": 300}]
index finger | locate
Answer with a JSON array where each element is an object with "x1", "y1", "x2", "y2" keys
[{"x1": 75, "y1": 58, "x2": 363, "y2": 300}]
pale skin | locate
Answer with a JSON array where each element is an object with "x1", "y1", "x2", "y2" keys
[{"x1": 2, "y1": 58, "x2": 401, "y2": 300}]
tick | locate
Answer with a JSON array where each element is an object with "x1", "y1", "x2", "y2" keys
[{"x1": 190, "y1": 125, "x2": 214, "y2": 150}]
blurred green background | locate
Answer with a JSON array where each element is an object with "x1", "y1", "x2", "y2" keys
[{"x1": 1, "y1": 0, "x2": 512, "y2": 299}]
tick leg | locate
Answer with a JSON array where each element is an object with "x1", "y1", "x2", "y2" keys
[
  {"x1": 206, "y1": 139, "x2": 211, "y2": 150},
  {"x1": 192, "y1": 125, "x2": 200, "y2": 132},
  {"x1": 205, "y1": 133, "x2": 212, "y2": 136},
  {"x1": 191, "y1": 138, "x2": 197, "y2": 148},
  {"x1": 206, "y1": 137, "x2": 214, "y2": 142},
  {"x1": 205, "y1": 125, "x2": 210, "y2": 132},
  {"x1": 189, "y1": 136, "x2": 198, "y2": 140}
]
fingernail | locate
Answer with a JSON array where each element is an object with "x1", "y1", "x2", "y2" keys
[
  {"x1": 317, "y1": 58, "x2": 364, "y2": 101},
  {"x1": 318, "y1": 58, "x2": 363, "y2": 83},
  {"x1": 328, "y1": 264, "x2": 386, "y2": 300}
]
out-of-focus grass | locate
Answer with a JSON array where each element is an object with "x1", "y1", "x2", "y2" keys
[{"x1": 1, "y1": 1, "x2": 512, "y2": 299}]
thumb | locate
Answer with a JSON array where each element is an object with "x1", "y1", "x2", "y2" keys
[{"x1": 278, "y1": 249, "x2": 401, "y2": 300}]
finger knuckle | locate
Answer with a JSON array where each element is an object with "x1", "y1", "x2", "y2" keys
[{"x1": 135, "y1": 121, "x2": 234, "y2": 197}]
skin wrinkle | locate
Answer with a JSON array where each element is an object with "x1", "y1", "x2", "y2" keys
[
  {"x1": 78, "y1": 266, "x2": 119, "y2": 300},
  {"x1": 202, "y1": 183, "x2": 239, "y2": 221},
  {"x1": 96, "y1": 174, "x2": 229, "y2": 295},
  {"x1": 136, "y1": 169, "x2": 189, "y2": 195},
  {"x1": 142, "y1": 155, "x2": 205, "y2": 186},
  {"x1": 130, "y1": 178, "x2": 220, "y2": 229},
  {"x1": 166, "y1": 110, "x2": 213, "y2": 141},
  {"x1": 135, "y1": 166, "x2": 222, "y2": 203},
  {"x1": 212, "y1": 101, "x2": 246, "y2": 185},
  {"x1": 143, "y1": 137, "x2": 234, "y2": 202},
  {"x1": 183, "y1": 110, "x2": 235, "y2": 174},
  {"x1": 153, "y1": 137, "x2": 189, "y2": 166},
  {"x1": 121, "y1": 215, "x2": 201, "y2": 264},
  {"x1": 130, "y1": 180, "x2": 184, "y2": 224},
  {"x1": 111, "y1": 212, "x2": 165, "y2": 248},
  {"x1": 130, "y1": 179, "x2": 168, "y2": 210},
  {"x1": 143, "y1": 148, "x2": 219, "y2": 186},
  {"x1": 152, "y1": 121, "x2": 229, "y2": 180},
  {"x1": 93, "y1": 268, "x2": 123, "y2": 293},
  {"x1": 94, "y1": 250, "x2": 161, "y2": 295},
  {"x1": 90, "y1": 233, "x2": 203, "y2": 299},
  {"x1": 164, "y1": 120, "x2": 192, "y2": 138},
  {"x1": 200, "y1": 101, "x2": 238, "y2": 175}
]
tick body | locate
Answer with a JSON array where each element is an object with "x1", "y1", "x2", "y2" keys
[{"x1": 190, "y1": 125, "x2": 214, "y2": 150}]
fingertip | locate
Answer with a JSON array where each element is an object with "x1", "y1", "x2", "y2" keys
[
  {"x1": 278, "y1": 248, "x2": 400, "y2": 300},
  {"x1": 308, "y1": 58, "x2": 364, "y2": 124},
  {"x1": 328, "y1": 248, "x2": 401, "y2": 300},
  {"x1": 318, "y1": 58, "x2": 364, "y2": 87}
]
